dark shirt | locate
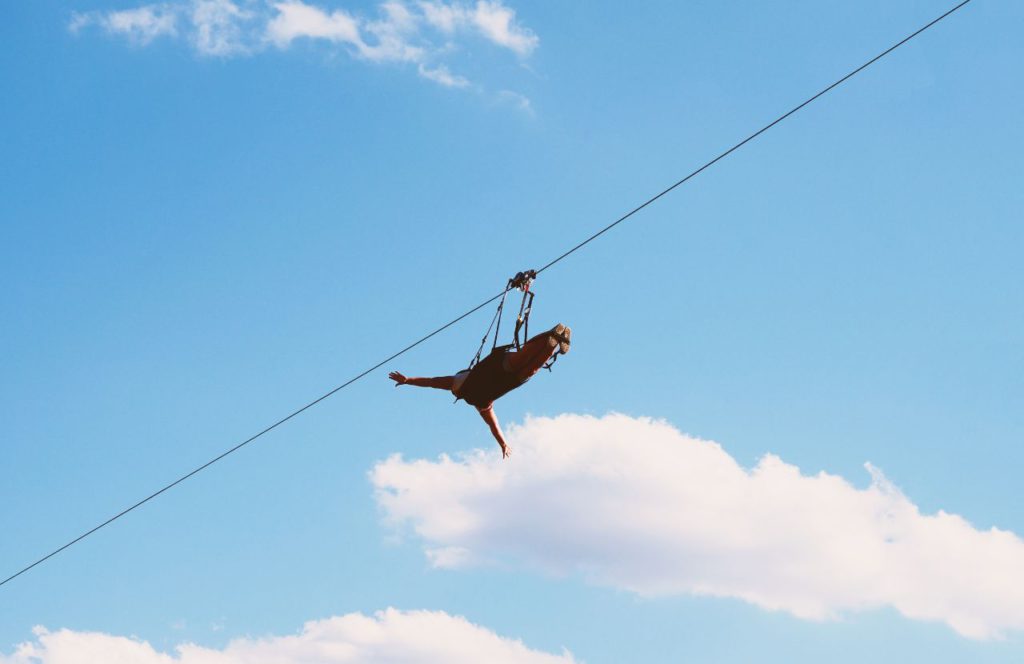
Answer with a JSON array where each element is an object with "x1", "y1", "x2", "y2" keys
[{"x1": 457, "y1": 347, "x2": 529, "y2": 408}]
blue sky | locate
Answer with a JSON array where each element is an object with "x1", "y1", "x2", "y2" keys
[{"x1": 2, "y1": 0, "x2": 1022, "y2": 661}]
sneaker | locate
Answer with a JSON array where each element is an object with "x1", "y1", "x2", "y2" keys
[{"x1": 550, "y1": 323, "x2": 571, "y2": 355}]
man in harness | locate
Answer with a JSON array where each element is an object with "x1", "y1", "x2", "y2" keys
[{"x1": 388, "y1": 271, "x2": 571, "y2": 459}]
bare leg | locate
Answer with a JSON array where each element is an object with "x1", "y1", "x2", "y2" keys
[{"x1": 503, "y1": 333, "x2": 558, "y2": 379}]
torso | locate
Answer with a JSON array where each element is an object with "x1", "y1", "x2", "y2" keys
[{"x1": 455, "y1": 348, "x2": 529, "y2": 408}]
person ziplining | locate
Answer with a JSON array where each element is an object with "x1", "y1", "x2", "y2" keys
[{"x1": 389, "y1": 270, "x2": 571, "y2": 458}]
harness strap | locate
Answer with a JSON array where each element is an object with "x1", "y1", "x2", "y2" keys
[
  {"x1": 468, "y1": 287, "x2": 509, "y2": 371},
  {"x1": 465, "y1": 268, "x2": 539, "y2": 374},
  {"x1": 513, "y1": 289, "x2": 534, "y2": 350},
  {"x1": 490, "y1": 289, "x2": 508, "y2": 354}
]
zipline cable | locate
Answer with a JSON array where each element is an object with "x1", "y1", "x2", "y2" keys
[{"x1": 0, "y1": 0, "x2": 972, "y2": 590}]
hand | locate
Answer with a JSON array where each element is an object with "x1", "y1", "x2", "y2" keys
[
  {"x1": 388, "y1": 371, "x2": 408, "y2": 386},
  {"x1": 501, "y1": 443, "x2": 511, "y2": 460}
]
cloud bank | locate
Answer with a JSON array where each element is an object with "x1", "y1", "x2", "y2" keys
[
  {"x1": 0, "y1": 609, "x2": 575, "y2": 664},
  {"x1": 70, "y1": 0, "x2": 537, "y2": 89},
  {"x1": 372, "y1": 413, "x2": 1024, "y2": 639}
]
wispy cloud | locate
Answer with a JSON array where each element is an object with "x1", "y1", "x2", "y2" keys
[
  {"x1": 1, "y1": 609, "x2": 576, "y2": 663},
  {"x1": 418, "y1": 62, "x2": 470, "y2": 87},
  {"x1": 266, "y1": 2, "x2": 365, "y2": 50},
  {"x1": 373, "y1": 413, "x2": 1024, "y2": 640},
  {"x1": 418, "y1": 0, "x2": 537, "y2": 56},
  {"x1": 496, "y1": 89, "x2": 532, "y2": 114},
  {"x1": 191, "y1": 0, "x2": 254, "y2": 55},
  {"x1": 70, "y1": 4, "x2": 180, "y2": 46},
  {"x1": 71, "y1": 0, "x2": 537, "y2": 94}
]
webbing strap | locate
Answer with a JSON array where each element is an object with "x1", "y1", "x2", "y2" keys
[
  {"x1": 513, "y1": 290, "x2": 534, "y2": 350},
  {"x1": 468, "y1": 287, "x2": 509, "y2": 370},
  {"x1": 467, "y1": 269, "x2": 538, "y2": 371},
  {"x1": 490, "y1": 290, "x2": 508, "y2": 354}
]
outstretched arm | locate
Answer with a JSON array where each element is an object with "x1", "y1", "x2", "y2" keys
[
  {"x1": 477, "y1": 405, "x2": 510, "y2": 459},
  {"x1": 389, "y1": 371, "x2": 455, "y2": 391}
]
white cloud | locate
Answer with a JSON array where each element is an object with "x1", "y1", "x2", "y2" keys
[
  {"x1": 71, "y1": 5, "x2": 179, "y2": 45},
  {"x1": 372, "y1": 413, "x2": 1024, "y2": 640},
  {"x1": 418, "y1": 1, "x2": 462, "y2": 33},
  {"x1": 70, "y1": 1, "x2": 250, "y2": 55},
  {"x1": 469, "y1": 1, "x2": 536, "y2": 56},
  {"x1": 267, "y1": 0, "x2": 422, "y2": 62},
  {"x1": 360, "y1": 1, "x2": 426, "y2": 62},
  {"x1": 418, "y1": 1, "x2": 537, "y2": 55},
  {"x1": 191, "y1": 0, "x2": 252, "y2": 55},
  {"x1": 419, "y1": 63, "x2": 470, "y2": 87},
  {"x1": 266, "y1": 1, "x2": 362, "y2": 49},
  {"x1": 266, "y1": 0, "x2": 422, "y2": 62},
  {"x1": 72, "y1": 0, "x2": 537, "y2": 89},
  {"x1": 0, "y1": 609, "x2": 576, "y2": 664}
]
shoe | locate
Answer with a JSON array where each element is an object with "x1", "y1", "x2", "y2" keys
[{"x1": 550, "y1": 323, "x2": 571, "y2": 355}]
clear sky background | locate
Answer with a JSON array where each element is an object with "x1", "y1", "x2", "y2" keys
[{"x1": 2, "y1": 0, "x2": 1022, "y2": 662}]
